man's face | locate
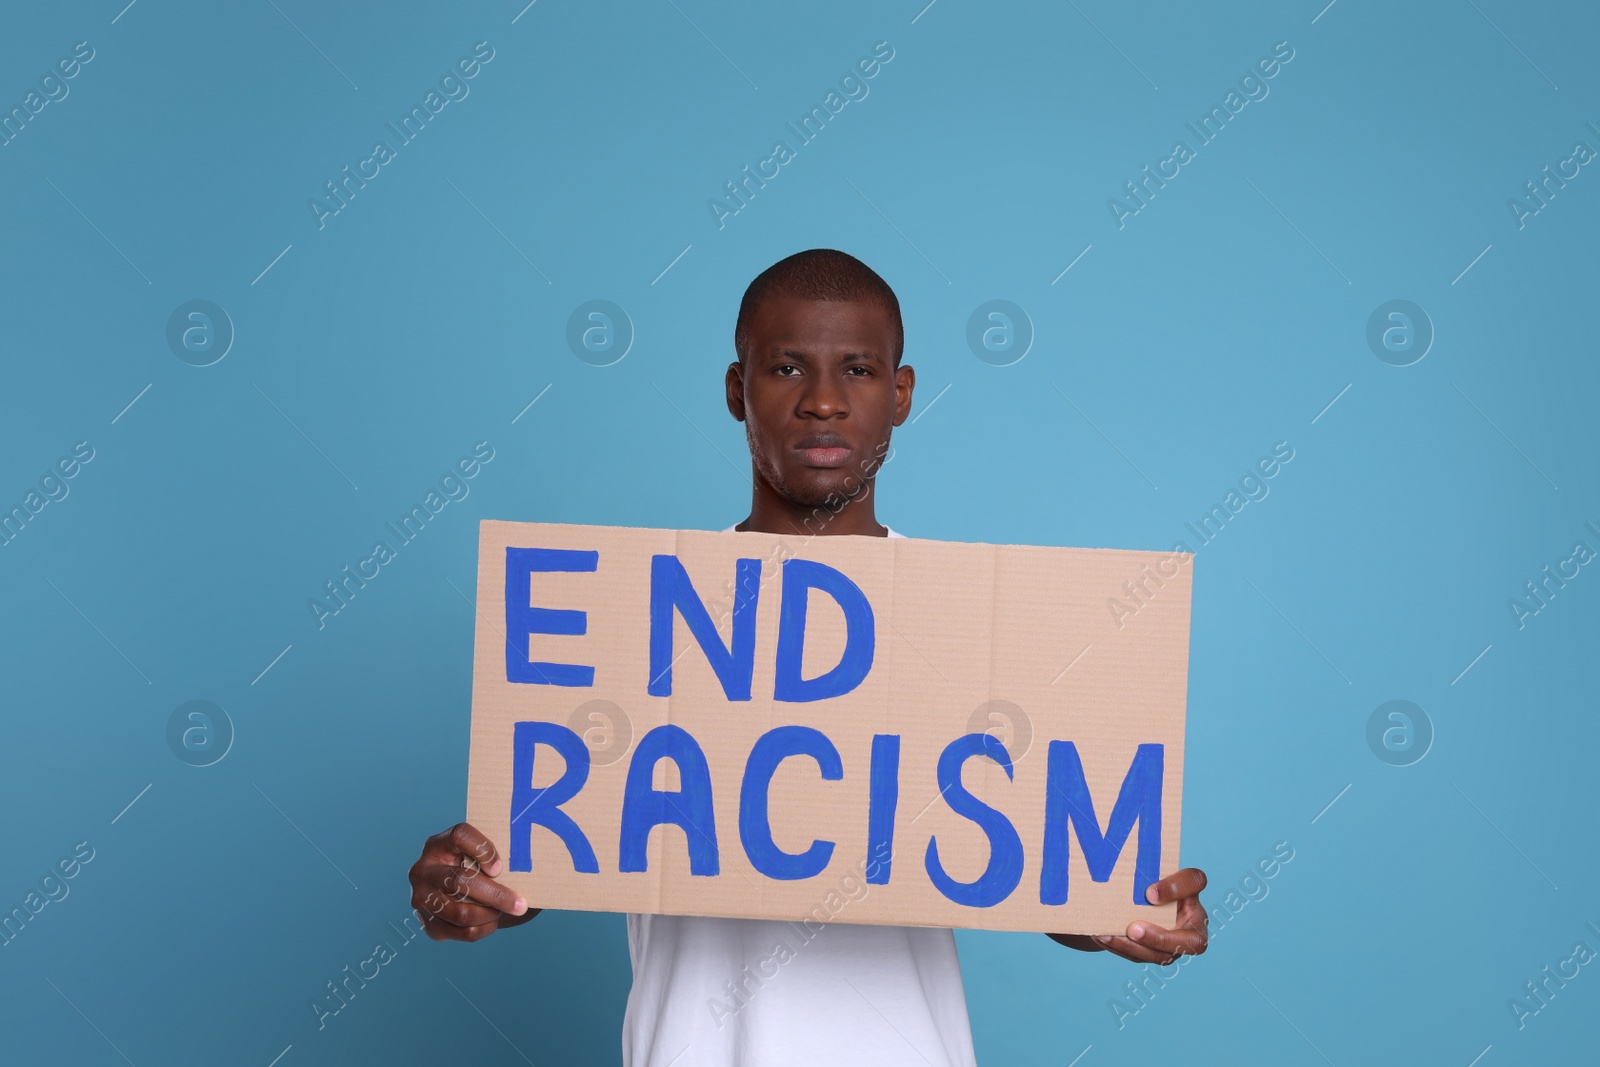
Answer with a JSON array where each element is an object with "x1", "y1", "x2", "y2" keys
[{"x1": 726, "y1": 296, "x2": 914, "y2": 509}]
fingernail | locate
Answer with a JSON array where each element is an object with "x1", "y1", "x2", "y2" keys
[
  {"x1": 1129, "y1": 923, "x2": 1146, "y2": 939},
  {"x1": 1095, "y1": 935, "x2": 1112, "y2": 945},
  {"x1": 1145, "y1": 884, "x2": 1161, "y2": 904},
  {"x1": 514, "y1": 897, "x2": 527, "y2": 915},
  {"x1": 488, "y1": 859, "x2": 502, "y2": 876}
]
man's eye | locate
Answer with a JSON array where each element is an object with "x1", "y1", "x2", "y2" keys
[
  {"x1": 775, "y1": 365, "x2": 800, "y2": 376},
  {"x1": 846, "y1": 366, "x2": 871, "y2": 376}
]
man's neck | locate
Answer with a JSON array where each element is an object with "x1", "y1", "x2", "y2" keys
[{"x1": 736, "y1": 477, "x2": 888, "y2": 537}]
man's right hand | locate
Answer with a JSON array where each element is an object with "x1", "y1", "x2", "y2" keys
[{"x1": 409, "y1": 823, "x2": 537, "y2": 941}]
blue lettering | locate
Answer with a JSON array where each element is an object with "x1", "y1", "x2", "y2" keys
[
  {"x1": 1039, "y1": 741, "x2": 1163, "y2": 905},
  {"x1": 773, "y1": 559, "x2": 876, "y2": 702},
  {"x1": 647, "y1": 555, "x2": 762, "y2": 699},
  {"x1": 618, "y1": 725, "x2": 720, "y2": 876},
  {"x1": 738, "y1": 726, "x2": 841, "y2": 880},
  {"x1": 924, "y1": 733, "x2": 1024, "y2": 908},
  {"x1": 508, "y1": 721, "x2": 599, "y2": 873},
  {"x1": 865, "y1": 734, "x2": 900, "y2": 885},
  {"x1": 504, "y1": 547, "x2": 598, "y2": 687}
]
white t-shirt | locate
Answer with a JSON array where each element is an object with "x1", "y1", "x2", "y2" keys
[{"x1": 621, "y1": 524, "x2": 976, "y2": 1067}]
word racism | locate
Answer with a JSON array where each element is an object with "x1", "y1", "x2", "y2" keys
[
  {"x1": 1, "y1": 41, "x2": 95, "y2": 147},
  {"x1": 308, "y1": 441, "x2": 495, "y2": 629},
  {"x1": 1507, "y1": 520, "x2": 1599, "y2": 630},
  {"x1": 1508, "y1": 919, "x2": 1600, "y2": 1030},
  {"x1": 309, "y1": 42, "x2": 496, "y2": 230},
  {"x1": 1, "y1": 440, "x2": 95, "y2": 548},
  {"x1": 1507, "y1": 120, "x2": 1600, "y2": 230},
  {"x1": 1109, "y1": 41, "x2": 1295, "y2": 229},
  {"x1": 708, "y1": 41, "x2": 896, "y2": 230},
  {"x1": 1, "y1": 841, "x2": 95, "y2": 948},
  {"x1": 498, "y1": 544, "x2": 1164, "y2": 912},
  {"x1": 1109, "y1": 840, "x2": 1294, "y2": 1028}
]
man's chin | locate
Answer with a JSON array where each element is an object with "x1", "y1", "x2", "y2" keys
[{"x1": 775, "y1": 468, "x2": 873, "y2": 511}]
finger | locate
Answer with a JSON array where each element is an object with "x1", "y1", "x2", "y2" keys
[
  {"x1": 1125, "y1": 919, "x2": 1206, "y2": 958},
  {"x1": 448, "y1": 823, "x2": 504, "y2": 877},
  {"x1": 1094, "y1": 935, "x2": 1177, "y2": 965},
  {"x1": 422, "y1": 914, "x2": 499, "y2": 943},
  {"x1": 437, "y1": 865, "x2": 527, "y2": 916},
  {"x1": 416, "y1": 892, "x2": 501, "y2": 929},
  {"x1": 1175, "y1": 896, "x2": 1210, "y2": 949},
  {"x1": 1144, "y1": 868, "x2": 1207, "y2": 905}
]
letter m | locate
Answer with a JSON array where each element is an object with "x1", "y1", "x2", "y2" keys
[{"x1": 1039, "y1": 742, "x2": 1162, "y2": 905}]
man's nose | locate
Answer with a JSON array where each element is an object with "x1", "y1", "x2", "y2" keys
[{"x1": 798, "y1": 373, "x2": 848, "y2": 418}]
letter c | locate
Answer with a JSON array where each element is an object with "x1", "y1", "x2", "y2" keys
[{"x1": 739, "y1": 726, "x2": 841, "y2": 880}]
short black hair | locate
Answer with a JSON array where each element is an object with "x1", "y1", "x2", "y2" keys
[{"x1": 734, "y1": 248, "x2": 904, "y2": 366}]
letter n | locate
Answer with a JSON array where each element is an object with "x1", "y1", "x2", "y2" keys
[
  {"x1": 648, "y1": 555, "x2": 761, "y2": 699},
  {"x1": 1039, "y1": 742, "x2": 1163, "y2": 905}
]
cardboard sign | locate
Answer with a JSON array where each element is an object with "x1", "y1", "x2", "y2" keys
[{"x1": 466, "y1": 521, "x2": 1193, "y2": 935}]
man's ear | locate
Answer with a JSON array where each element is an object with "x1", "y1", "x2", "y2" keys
[
  {"x1": 891, "y1": 363, "x2": 916, "y2": 427},
  {"x1": 725, "y1": 361, "x2": 746, "y2": 422}
]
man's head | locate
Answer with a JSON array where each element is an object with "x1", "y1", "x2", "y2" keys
[{"x1": 726, "y1": 249, "x2": 914, "y2": 521}]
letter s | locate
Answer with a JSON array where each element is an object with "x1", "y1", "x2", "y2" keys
[
  {"x1": 873, "y1": 40, "x2": 895, "y2": 62},
  {"x1": 1272, "y1": 440, "x2": 1295, "y2": 463},
  {"x1": 74, "y1": 41, "x2": 96, "y2": 62},
  {"x1": 1272, "y1": 40, "x2": 1295, "y2": 63},
  {"x1": 473, "y1": 439, "x2": 495, "y2": 463},
  {"x1": 72, "y1": 440, "x2": 95, "y2": 463},
  {"x1": 473, "y1": 40, "x2": 496, "y2": 63}
]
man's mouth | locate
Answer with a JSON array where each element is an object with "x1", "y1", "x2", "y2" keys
[{"x1": 795, "y1": 433, "x2": 853, "y2": 468}]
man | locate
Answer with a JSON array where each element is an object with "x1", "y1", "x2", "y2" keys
[{"x1": 408, "y1": 249, "x2": 1209, "y2": 1065}]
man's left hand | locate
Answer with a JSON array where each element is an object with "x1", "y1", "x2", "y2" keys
[{"x1": 1050, "y1": 868, "x2": 1209, "y2": 964}]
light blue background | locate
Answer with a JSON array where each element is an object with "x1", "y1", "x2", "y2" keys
[{"x1": 2, "y1": 0, "x2": 1596, "y2": 1064}]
